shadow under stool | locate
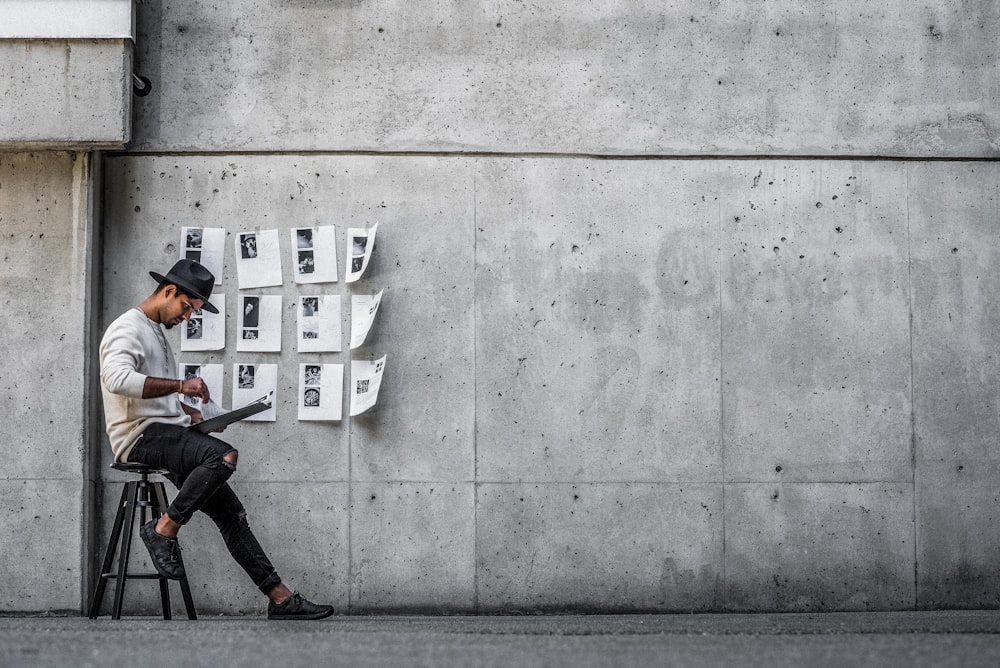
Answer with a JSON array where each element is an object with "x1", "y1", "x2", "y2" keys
[{"x1": 88, "y1": 462, "x2": 197, "y2": 620}]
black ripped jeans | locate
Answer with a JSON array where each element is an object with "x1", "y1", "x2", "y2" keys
[{"x1": 127, "y1": 422, "x2": 282, "y2": 594}]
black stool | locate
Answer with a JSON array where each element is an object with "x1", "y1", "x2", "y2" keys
[{"x1": 88, "y1": 462, "x2": 197, "y2": 620}]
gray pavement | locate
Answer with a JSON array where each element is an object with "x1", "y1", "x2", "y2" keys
[{"x1": 2, "y1": 611, "x2": 1000, "y2": 667}]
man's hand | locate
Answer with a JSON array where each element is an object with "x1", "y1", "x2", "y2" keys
[
  {"x1": 179, "y1": 376, "x2": 211, "y2": 403},
  {"x1": 180, "y1": 402, "x2": 204, "y2": 424}
]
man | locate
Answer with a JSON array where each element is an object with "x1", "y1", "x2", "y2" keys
[{"x1": 99, "y1": 258, "x2": 333, "y2": 621}]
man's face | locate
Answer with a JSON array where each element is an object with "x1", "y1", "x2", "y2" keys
[{"x1": 163, "y1": 287, "x2": 205, "y2": 329}]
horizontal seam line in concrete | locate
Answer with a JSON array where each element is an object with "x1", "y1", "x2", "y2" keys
[
  {"x1": 0, "y1": 477, "x2": 88, "y2": 482},
  {"x1": 89, "y1": 479, "x2": 918, "y2": 486},
  {"x1": 723, "y1": 480, "x2": 914, "y2": 485},
  {"x1": 106, "y1": 150, "x2": 1000, "y2": 162}
]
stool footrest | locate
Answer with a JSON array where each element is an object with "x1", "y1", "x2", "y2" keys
[{"x1": 99, "y1": 572, "x2": 167, "y2": 580}]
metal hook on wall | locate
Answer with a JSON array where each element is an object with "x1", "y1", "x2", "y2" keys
[{"x1": 132, "y1": 74, "x2": 152, "y2": 97}]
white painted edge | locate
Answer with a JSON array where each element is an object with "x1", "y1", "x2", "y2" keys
[{"x1": 0, "y1": 0, "x2": 134, "y2": 40}]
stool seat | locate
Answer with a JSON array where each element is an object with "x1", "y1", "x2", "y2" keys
[
  {"x1": 111, "y1": 461, "x2": 169, "y2": 476},
  {"x1": 88, "y1": 464, "x2": 196, "y2": 620}
]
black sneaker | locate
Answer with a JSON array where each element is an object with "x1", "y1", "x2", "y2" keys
[
  {"x1": 267, "y1": 592, "x2": 334, "y2": 620},
  {"x1": 140, "y1": 519, "x2": 186, "y2": 580}
]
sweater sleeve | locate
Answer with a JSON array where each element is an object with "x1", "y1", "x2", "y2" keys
[{"x1": 100, "y1": 319, "x2": 149, "y2": 398}]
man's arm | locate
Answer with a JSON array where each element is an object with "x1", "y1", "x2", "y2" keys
[{"x1": 142, "y1": 376, "x2": 211, "y2": 403}]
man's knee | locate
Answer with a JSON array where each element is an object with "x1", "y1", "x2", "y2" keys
[{"x1": 223, "y1": 449, "x2": 238, "y2": 471}]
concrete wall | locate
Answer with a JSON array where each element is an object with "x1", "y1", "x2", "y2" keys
[
  {"x1": 94, "y1": 0, "x2": 999, "y2": 615},
  {"x1": 0, "y1": 152, "x2": 98, "y2": 611},
  {"x1": 97, "y1": 156, "x2": 999, "y2": 614}
]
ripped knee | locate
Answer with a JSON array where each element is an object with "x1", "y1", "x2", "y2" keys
[{"x1": 223, "y1": 449, "x2": 239, "y2": 471}]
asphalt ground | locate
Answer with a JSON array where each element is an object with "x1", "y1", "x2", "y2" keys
[{"x1": 2, "y1": 611, "x2": 999, "y2": 667}]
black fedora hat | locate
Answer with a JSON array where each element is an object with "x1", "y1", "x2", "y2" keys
[{"x1": 149, "y1": 259, "x2": 219, "y2": 313}]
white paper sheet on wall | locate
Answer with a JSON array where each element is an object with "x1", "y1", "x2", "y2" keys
[
  {"x1": 236, "y1": 294, "x2": 282, "y2": 352},
  {"x1": 180, "y1": 226, "x2": 225, "y2": 285},
  {"x1": 235, "y1": 229, "x2": 283, "y2": 288},
  {"x1": 180, "y1": 294, "x2": 226, "y2": 351},
  {"x1": 178, "y1": 362, "x2": 224, "y2": 411},
  {"x1": 297, "y1": 363, "x2": 344, "y2": 421},
  {"x1": 291, "y1": 226, "x2": 339, "y2": 284},
  {"x1": 298, "y1": 295, "x2": 342, "y2": 353},
  {"x1": 350, "y1": 355, "x2": 386, "y2": 416},
  {"x1": 345, "y1": 223, "x2": 377, "y2": 283},
  {"x1": 350, "y1": 289, "x2": 383, "y2": 350},
  {"x1": 232, "y1": 363, "x2": 277, "y2": 421}
]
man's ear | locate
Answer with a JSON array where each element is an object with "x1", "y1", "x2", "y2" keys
[{"x1": 162, "y1": 284, "x2": 177, "y2": 299}]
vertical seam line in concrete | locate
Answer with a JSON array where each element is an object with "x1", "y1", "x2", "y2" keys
[
  {"x1": 905, "y1": 162, "x2": 919, "y2": 609},
  {"x1": 346, "y1": 269, "x2": 354, "y2": 614},
  {"x1": 472, "y1": 157, "x2": 480, "y2": 613},
  {"x1": 76, "y1": 150, "x2": 94, "y2": 614},
  {"x1": 718, "y1": 184, "x2": 727, "y2": 610}
]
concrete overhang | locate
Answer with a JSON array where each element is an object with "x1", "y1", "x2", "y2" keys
[{"x1": 0, "y1": 0, "x2": 135, "y2": 150}]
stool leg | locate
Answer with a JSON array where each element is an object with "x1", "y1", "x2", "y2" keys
[
  {"x1": 152, "y1": 482, "x2": 197, "y2": 620},
  {"x1": 150, "y1": 482, "x2": 172, "y2": 620},
  {"x1": 140, "y1": 477, "x2": 171, "y2": 621},
  {"x1": 112, "y1": 481, "x2": 140, "y2": 620},
  {"x1": 88, "y1": 483, "x2": 131, "y2": 619},
  {"x1": 178, "y1": 571, "x2": 197, "y2": 620},
  {"x1": 159, "y1": 578, "x2": 172, "y2": 620},
  {"x1": 137, "y1": 477, "x2": 150, "y2": 527}
]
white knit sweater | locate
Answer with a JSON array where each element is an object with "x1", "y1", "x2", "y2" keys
[{"x1": 100, "y1": 307, "x2": 189, "y2": 462}]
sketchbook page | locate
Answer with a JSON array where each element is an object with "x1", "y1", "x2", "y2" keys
[
  {"x1": 350, "y1": 289, "x2": 383, "y2": 350},
  {"x1": 349, "y1": 355, "x2": 386, "y2": 416},
  {"x1": 197, "y1": 399, "x2": 227, "y2": 421},
  {"x1": 177, "y1": 362, "x2": 225, "y2": 411},
  {"x1": 181, "y1": 294, "x2": 226, "y2": 351},
  {"x1": 235, "y1": 229, "x2": 283, "y2": 288},
  {"x1": 232, "y1": 363, "x2": 277, "y2": 421},
  {"x1": 236, "y1": 294, "x2": 282, "y2": 352},
  {"x1": 298, "y1": 295, "x2": 342, "y2": 353},
  {"x1": 291, "y1": 226, "x2": 339, "y2": 284},
  {"x1": 345, "y1": 223, "x2": 377, "y2": 283},
  {"x1": 298, "y1": 363, "x2": 344, "y2": 421},
  {"x1": 180, "y1": 226, "x2": 225, "y2": 285}
]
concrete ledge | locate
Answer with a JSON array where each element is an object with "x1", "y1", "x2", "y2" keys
[
  {"x1": 129, "y1": 0, "x2": 999, "y2": 155},
  {"x1": 0, "y1": 0, "x2": 133, "y2": 40}
]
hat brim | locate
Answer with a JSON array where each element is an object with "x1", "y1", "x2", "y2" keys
[{"x1": 150, "y1": 270, "x2": 220, "y2": 314}]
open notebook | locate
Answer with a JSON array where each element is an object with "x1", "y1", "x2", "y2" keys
[{"x1": 189, "y1": 391, "x2": 273, "y2": 433}]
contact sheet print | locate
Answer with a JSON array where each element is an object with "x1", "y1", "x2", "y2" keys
[
  {"x1": 178, "y1": 362, "x2": 224, "y2": 410},
  {"x1": 170, "y1": 222, "x2": 385, "y2": 424},
  {"x1": 350, "y1": 356, "x2": 385, "y2": 416},
  {"x1": 237, "y1": 295, "x2": 282, "y2": 352},
  {"x1": 298, "y1": 363, "x2": 344, "y2": 421},
  {"x1": 233, "y1": 363, "x2": 277, "y2": 421},
  {"x1": 298, "y1": 295, "x2": 342, "y2": 353},
  {"x1": 181, "y1": 227, "x2": 225, "y2": 284},
  {"x1": 236, "y1": 229, "x2": 283, "y2": 289},
  {"x1": 181, "y1": 294, "x2": 226, "y2": 351},
  {"x1": 292, "y1": 226, "x2": 339, "y2": 284},
  {"x1": 350, "y1": 290, "x2": 382, "y2": 350},
  {"x1": 345, "y1": 223, "x2": 377, "y2": 283}
]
